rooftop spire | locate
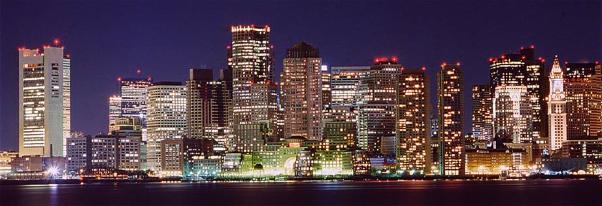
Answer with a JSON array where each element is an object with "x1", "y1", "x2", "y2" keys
[{"x1": 551, "y1": 54, "x2": 562, "y2": 73}]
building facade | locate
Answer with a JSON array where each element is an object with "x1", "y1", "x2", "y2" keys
[
  {"x1": 228, "y1": 25, "x2": 278, "y2": 152},
  {"x1": 146, "y1": 82, "x2": 187, "y2": 172},
  {"x1": 281, "y1": 42, "x2": 322, "y2": 140},
  {"x1": 565, "y1": 62, "x2": 602, "y2": 139},
  {"x1": 396, "y1": 68, "x2": 431, "y2": 174},
  {"x1": 437, "y1": 63, "x2": 464, "y2": 175},
  {"x1": 472, "y1": 84, "x2": 494, "y2": 142},
  {"x1": 548, "y1": 56, "x2": 567, "y2": 151},
  {"x1": 18, "y1": 46, "x2": 71, "y2": 157}
]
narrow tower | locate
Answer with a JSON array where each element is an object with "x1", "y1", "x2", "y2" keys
[{"x1": 548, "y1": 55, "x2": 567, "y2": 151}]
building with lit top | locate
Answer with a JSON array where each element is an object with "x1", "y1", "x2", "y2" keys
[
  {"x1": 465, "y1": 148, "x2": 528, "y2": 175},
  {"x1": 146, "y1": 82, "x2": 187, "y2": 172},
  {"x1": 489, "y1": 46, "x2": 546, "y2": 144},
  {"x1": 321, "y1": 65, "x2": 332, "y2": 110},
  {"x1": 564, "y1": 62, "x2": 602, "y2": 140},
  {"x1": 396, "y1": 68, "x2": 431, "y2": 174},
  {"x1": 18, "y1": 43, "x2": 71, "y2": 157},
  {"x1": 437, "y1": 63, "x2": 464, "y2": 175},
  {"x1": 548, "y1": 55, "x2": 567, "y2": 151},
  {"x1": 108, "y1": 95, "x2": 122, "y2": 133},
  {"x1": 472, "y1": 84, "x2": 494, "y2": 142},
  {"x1": 357, "y1": 57, "x2": 401, "y2": 155},
  {"x1": 228, "y1": 25, "x2": 278, "y2": 152},
  {"x1": 281, "y1": 42, "x2": 323, "y2": 140}
]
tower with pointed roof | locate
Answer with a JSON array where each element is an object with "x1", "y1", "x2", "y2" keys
[{"x1": 548, "y1": 55, "x2": 567, "y2": 151}]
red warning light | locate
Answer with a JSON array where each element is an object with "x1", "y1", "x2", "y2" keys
[
  {"x1": 117, "y1": 77, "x2": 122, "y2": 82},
  {"x1": 53, "y1": 38, "x2": 61, "y2": 45}
]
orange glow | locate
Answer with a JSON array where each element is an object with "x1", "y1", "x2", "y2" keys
[{"x1": 53, "y1": 38, "x2": 61, "y2": 45}]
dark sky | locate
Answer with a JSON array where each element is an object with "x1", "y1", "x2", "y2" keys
[{"x1": 1, "y1": 0, "x2": 600, "y2": 150}]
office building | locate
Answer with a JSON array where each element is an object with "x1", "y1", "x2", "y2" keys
[
  {"x1": 18, "y1": 45, "x2": 71, "y2": 157},
  {"x1": 493, "y1": 85, "x2": 533, "y2": 144},
  {"x1": 329, "y1": 66, "x2": 370, "y2": 122},
  {"x1": 437, "y1": 63, "x2": 464, "y2": 175},
  {"x1": 281, "y1": 42, "x2": 322, "y2": 140},
  {"x1": 146, "y1": 82, "x2": 187, "y2": 172},
  {"x1": 357, "y1": 57, "x2": 401, "y2": 155},
  {"x1": 228, "y1": 25, "x2": 278, "y2": 152},
  {"x1": 472, "y1": 84, "x2": 494, "y2": 142},
  {"x1": 397, "y1": 68, "x2": 431, "y2": 174},
  {"x1": 565, "y1": 62, "x2": 602, "y2": 139}
]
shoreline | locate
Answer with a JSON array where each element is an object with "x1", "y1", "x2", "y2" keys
[{"x1": 1, "y1": 174, "x2": 600, "y2": 185}]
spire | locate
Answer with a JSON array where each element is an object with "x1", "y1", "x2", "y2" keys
[{"x1": 551, "y1": 54, "x2": 562, "y2": 73}]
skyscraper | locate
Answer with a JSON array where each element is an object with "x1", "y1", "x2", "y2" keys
[
  {"x1": 281, "y1": 42, "x2": 322, "y2": 140},
  {"x1": 493, "y1": 85, "x2": 532, "y2": 144},
  {"x1": 321, "y1": 65, "x2": 332, "y2": 110},
  {"x1": 396, "y1": 68, "x2": 431, "y2": 174},
  {"x1": 437, "y1": 63, "x2": 464, "y2": 175},
  {"x1": 18, "y1": 45, "x2": 71, "y2": 157},
  {"x1": 120, "y1": 77, "x2": 152, "y2": 140},
  {"x1": 548, "y1": 55, "x2": 567, "y2": 151},
  {"x1": 228, "y1": 25, "x2": 278, "y2": 152},
  {"x1": 471, "y1": 84, "x2": 493, "y2": 142},
  {"x1": 357, "y1": 57, "x2": 401, "y2": 155},
  {"x1": 489, "y1": 46, "x2": 546, "y2": 144},
  {"x1": 186, "y1": 69, "x2": 213, "y2": 139},
  {"x1": 565, "y1": 62, "x2": 602, "y2": 139},
  {"x1": 146, "y1": 82, "x2": 187, "y2": 172}
]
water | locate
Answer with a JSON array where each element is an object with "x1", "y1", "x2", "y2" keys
[{"x1": 1, "y1": 180, "x2": 601, "y2": 206}]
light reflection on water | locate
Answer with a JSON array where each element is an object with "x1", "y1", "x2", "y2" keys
[{"x1": 2, "y1": 180, "x2": 600, "y2": 206}]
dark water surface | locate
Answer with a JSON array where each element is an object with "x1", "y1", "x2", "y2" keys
[{"x1": 1, "y1": 180, "x2": 601, "y2": 206}]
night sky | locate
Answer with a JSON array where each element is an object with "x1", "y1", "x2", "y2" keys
[{"x1": 1, "y1": 0, "x2": 600, "y2": 150}]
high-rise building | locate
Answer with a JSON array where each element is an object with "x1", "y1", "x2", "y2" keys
[
  {"x1": 120, "y1": 77, "x2": 152, "y2": 140},
  {"x1": 471, "y1": 84, "x2": 494, "y2": 142},
  {"x1": 18, "y1": 45, "x2": 71, "y2": 157},
  {"x1": 108, "y1": 95, "x2": 122, "y2": 133},
  {"x1": 207, "y1": 70, "x2": 233, "y2": 150},
  {"x1": 228, "y1": 25, "x2": 278, "y2": 152},
  {"x1": 437, "y1": 63, "x2": 464, "y2": 175},
  {"x1": 396, "y1": 68, "x2": 431, "y2": 174},
  {"x1": 186, "y1": 69, "x2": 213, "y2": 139},
  {"x1": 146, "y1": 82, "x2": 187, "y2": 172},
  {"x1": 357, "y1": 57, "x2": 401, "y2": 155},
  {"x1": 493, "y1": 85, "x2": 532, "y2": 144},
  {"x1": 548, "y1": 56, "x2": 567, "y2": 151},
  {"x1": 489, "y1": 46, "x2": 546, "y2": 144},
  {"x1": 281, "y1": 42, "x2": 322, "y2": 140},
  {"x1": 565, "y1": 62, "x2": 602, "y2": 139},
  {"x1": 328, "y1": 66, "x2": 370, "y2": 122}
]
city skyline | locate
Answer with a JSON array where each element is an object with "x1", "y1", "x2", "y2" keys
[{"x1": 1, "y1": 0, "x2": 601, "y2": 151}]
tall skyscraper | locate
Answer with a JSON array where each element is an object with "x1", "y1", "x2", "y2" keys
[
  {"x1": 281, "y1": 42, "x2": 322, "y2": 140},
  {"x1": 565, "y1": 62, "x2": 602, "y2": 139},
  {"x1": 548, "y1": 55, "x2": 567, "y2": 151},
  {"x1": 146, "y1": 82, "x2": 187, "y2": 172},
  {"x1": 437, "y1": 63, "x2": 464, "y2": 175},
  {"x1": 357, "y1": 57, "x2": 401, "y2": 155},
  {"x1": 186, "y1": 69, "x2": 213, "y2": 139},
  {"x1": 489, "y1": 46, "x2": 546, "y2": 144},
  {"x1": 228, "y1": 25, "x2": 278, "y2": 152},
  {"x1": 120, "y1": 77, "x2": 152, "y2": 140},
  {"x1": 471, "y1": 84, "x2": 493, "y2": 142},
  {"x1": 396, "y1": 68, "x2": 431, "y2": 174},
  {"x1": 18, "y1": 45, "x2": 71, "y2": 157}
]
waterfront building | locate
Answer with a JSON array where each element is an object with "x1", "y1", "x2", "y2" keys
[
  {"x1": 160, "y1": 139, "x2": 184, "y2": 177},
  {"x1": 548, "y1": 56, "x2": 567, "y2": 151},
  {"x1": 437, "y1": 63, "x2": 464, "y2": 175},
  {"x1": 489, "y1": 46, "x2": 546, "y2": 144},
  {"x1": 564, "y1": 62, "x2": 602, "y2": 139},
  {"x1": 18, "y1": 45, "x2": 71, "y2": 157},
  {"x1": 228, "y1": 25, "x2": 278, "y2": 152},
  {"x1": 357, "y1": 57, "x2": 401, "y2": 155},
  {"x1": 281, "y1": 42, "x2": 323, "y2": 140},
  {"x1": 397, "y1": 68, "x2": 431, "y2": 174},
  {"x1": 464, "y1": 148, "x2": 528, "y2": 175},
  {"x1": 0, "y1": 151, "x2": 18, "y2": 176},
  {"x1": 146, "y1": 82, "x2": 187, "y2": 172}
]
